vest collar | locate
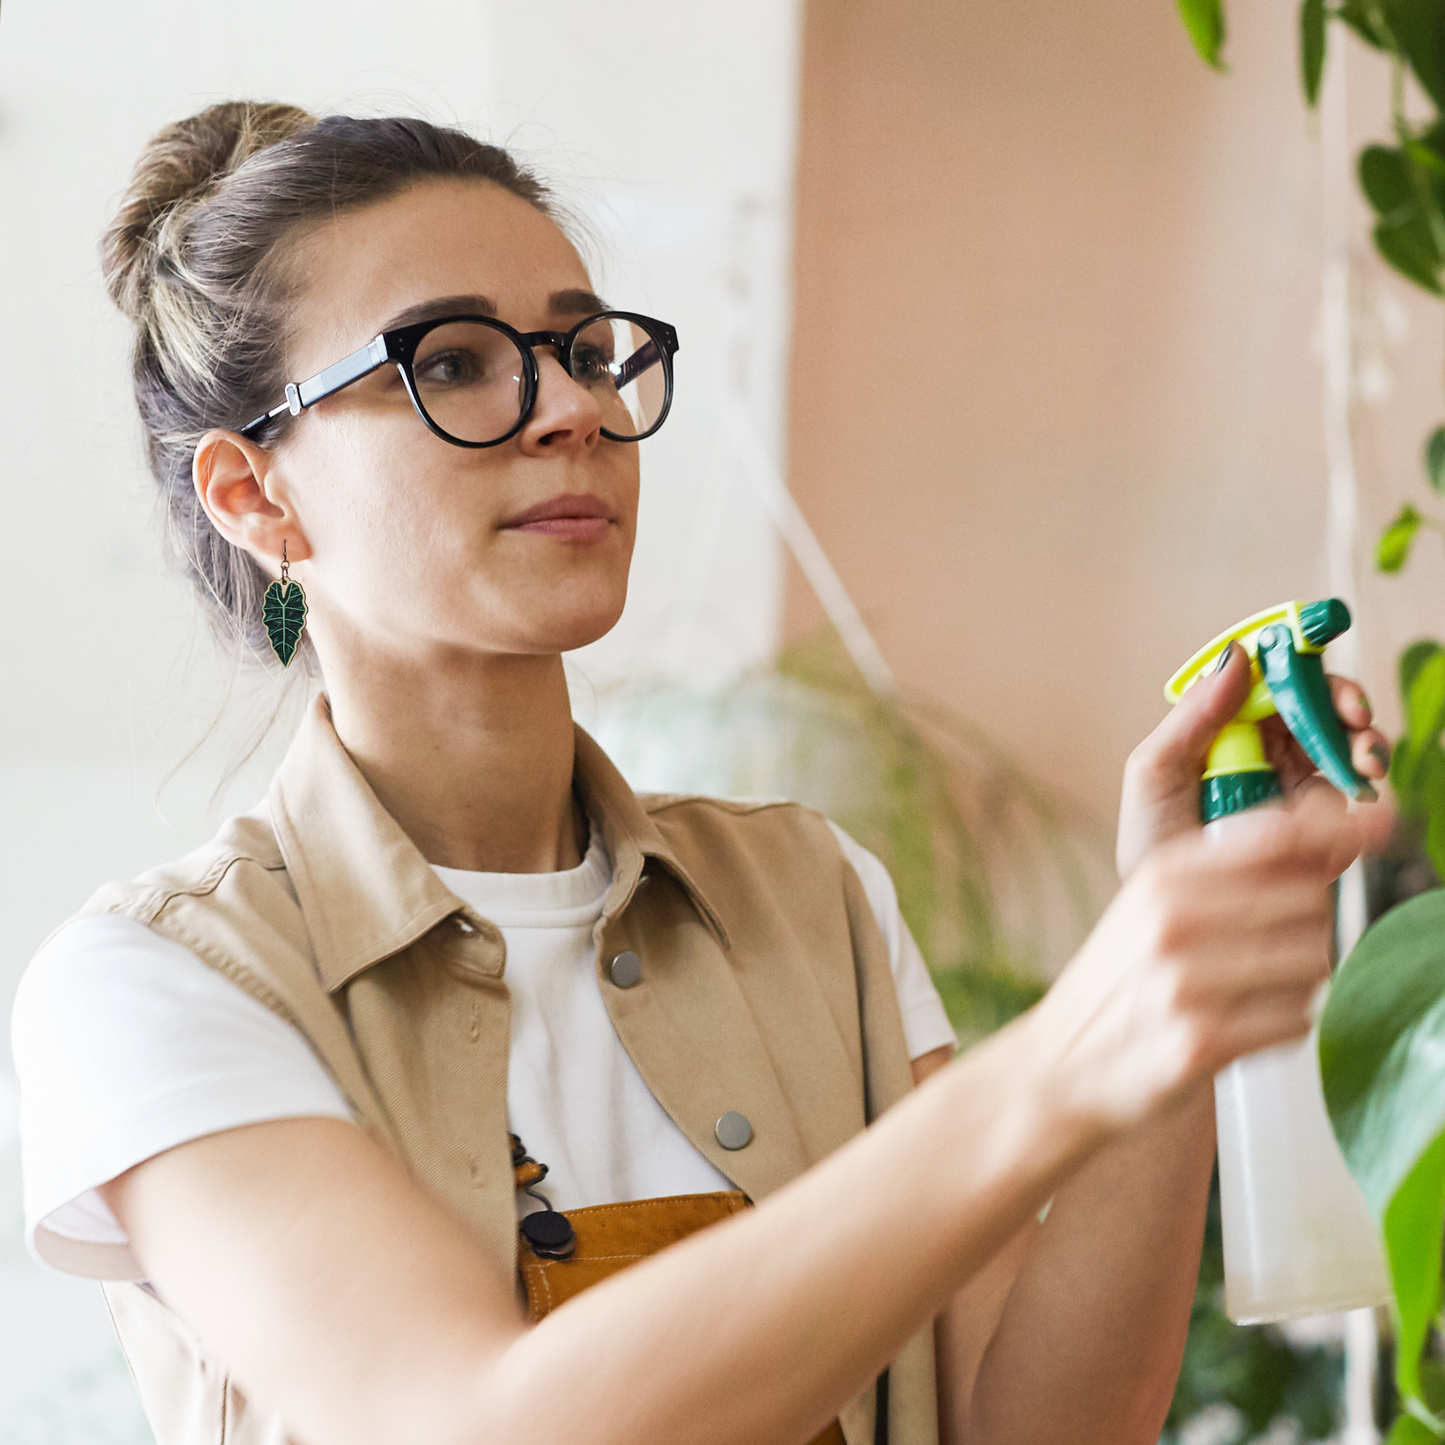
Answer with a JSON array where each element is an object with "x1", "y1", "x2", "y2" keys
[{"x1": 268, "y1": 697, "x2": 727, "y2": 993}]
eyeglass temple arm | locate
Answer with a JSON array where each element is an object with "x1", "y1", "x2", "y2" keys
[
  {"x1": 238, "y1": 335, "x2": 391, "y2": 438},
  {"x1": 615, "y1": 339, "x2": 662, "y2": 390}
]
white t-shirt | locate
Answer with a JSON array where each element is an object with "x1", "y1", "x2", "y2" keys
[{"x1": 12, "y1": 821, "x2": 955, "y2": 1280}]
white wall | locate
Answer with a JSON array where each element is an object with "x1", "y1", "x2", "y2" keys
[
  {"x1": 0, "y1": 3, "x2": 800, "y2": 1432},
  {"x1": 0, "y1": 0, "x2": 801, "y2": 1046}
]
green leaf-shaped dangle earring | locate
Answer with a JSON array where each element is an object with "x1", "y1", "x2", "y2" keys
[{"x1": 262, "y1": 541, "x2": 308, "y2": 668}]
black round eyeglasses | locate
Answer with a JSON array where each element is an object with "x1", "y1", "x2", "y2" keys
[{"x1": 239, "y1": 310, "x2": 679, "y2": 448}]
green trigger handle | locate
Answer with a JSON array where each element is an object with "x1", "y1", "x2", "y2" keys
[{"x1": 1255, "y1": 626, "x2": 1365, "y2": 800}]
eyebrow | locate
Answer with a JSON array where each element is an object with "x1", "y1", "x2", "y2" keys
[
  {"x1": 549, "y1": 288, "x2": 609, "y2": 317},
  {"x1": 378, "y1": 289, "x2": 610, "y2": 334}
]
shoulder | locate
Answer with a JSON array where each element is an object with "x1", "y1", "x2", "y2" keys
[
  {"x1": 641, "y1": 793, "x2": 845, "y2": 869},
  {"x1": 13, "y1": 913, "x2": 291, "y2": 1054},
  {"x1": 13, "y1": 913, "x2": 352, "y2": 1281},
  {"x1": 34, "y1": 804, "x2": 311, "y2": 1037},
  {"x1": 76, "y1": 805, "x2": 289, "y2": 931}
]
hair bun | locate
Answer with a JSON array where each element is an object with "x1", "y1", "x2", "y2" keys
[{"x1": 101, "y1": 100, "x2": 315, "y2": 324}]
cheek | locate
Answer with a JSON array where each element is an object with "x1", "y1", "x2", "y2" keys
[
  {"x1": 290, "y1": 420, "x2": 479, "y2": 616},
  {"x1": 286, "y1": 423, "x2": 640, "y2": 649}
]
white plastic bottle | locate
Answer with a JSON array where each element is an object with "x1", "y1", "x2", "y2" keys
[
  {"x1": 1214, "y1": 1026, "x2": 1389, "y2": 1323},
  {"x1": 1164, "y1": 600, "x2": 1391, "y2": 1322}
]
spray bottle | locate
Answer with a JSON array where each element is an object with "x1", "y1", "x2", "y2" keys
[{"x1": 1166, "y1": 598, "x2": 1390, "y2": 1323}]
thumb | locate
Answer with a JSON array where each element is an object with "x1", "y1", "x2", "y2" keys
[{"x1": 1149, "y1": 641, "x2": 1253, "y2": 773}]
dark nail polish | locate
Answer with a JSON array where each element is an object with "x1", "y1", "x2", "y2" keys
[
  {"x1": 1212, "y1": 644, "x2": 1234, "y2": 675},
  {"x1": 1370, "y1": 741, "x2": 1390, "y2": 772}
]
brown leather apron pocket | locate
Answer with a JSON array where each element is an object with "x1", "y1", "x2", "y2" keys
[{"x1": 519, "y1": 1191, "x2": 846, "y2": 1445}]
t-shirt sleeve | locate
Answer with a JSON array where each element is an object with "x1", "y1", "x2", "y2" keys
[
  {"x1": 825, "y1": 822, "x2": 957, "y2": 1062},
  {"x1": 11, "y1": 914, "x2": 355, "y2": 1281}
]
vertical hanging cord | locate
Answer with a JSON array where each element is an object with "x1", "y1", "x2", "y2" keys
[
  {"x1": 718, "y1": 195, "x2": 897, "y2": 699},
  {"x1": 1319, "y1": 35, "x2": 1381, "y2": 1445},
  {"x1": 720, "y1": 393, "x2": 898, "y2": 699}
]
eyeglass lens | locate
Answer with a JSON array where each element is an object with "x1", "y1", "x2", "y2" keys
[
  {"x1": 408, "y1": 317, "x2": 668, "y2": 445},
  {"x1": 570, "y1": 316, "x2": 668, "y2": 440},
  {"x1": 411, "y1": 322, "x2": 528, "y2": 445}
]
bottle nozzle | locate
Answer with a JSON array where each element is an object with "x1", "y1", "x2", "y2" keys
[{"x1": 1299, "y1": 598, "x2": 1351, "y2": 649}]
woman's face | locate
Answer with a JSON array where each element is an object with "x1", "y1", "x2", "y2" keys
[{"x1": 254, "y1": 179, "x2": 640, "y2": 664}]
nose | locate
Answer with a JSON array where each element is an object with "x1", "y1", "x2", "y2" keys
[{"x1": 518, "y1": 350, "x2": 603, "y2": 455}]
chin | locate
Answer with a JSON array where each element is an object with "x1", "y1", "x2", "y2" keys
[{"x1": 522, "y1": 601, "x2": 628, "y2": 656}]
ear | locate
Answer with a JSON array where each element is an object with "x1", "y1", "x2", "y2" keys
[{"x1": 193, "y1": 430, "x2": 312, "y2": 576}]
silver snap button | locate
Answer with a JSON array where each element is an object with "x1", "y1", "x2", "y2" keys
[
  {"x1": 609, "y1": 950, "x2": 642, "y2": 988},
  {"x1": 714, "y1": 1112, "x2": 752, "y2": 1150}
]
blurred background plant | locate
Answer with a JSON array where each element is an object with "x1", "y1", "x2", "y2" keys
[{"x1": 593, "y1": 627, "x2": 1113, "y2": 1043}]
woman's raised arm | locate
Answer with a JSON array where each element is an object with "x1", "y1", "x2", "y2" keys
[{"x1": 103, "y1": 785, "x2": 1366, "y2": 1445}]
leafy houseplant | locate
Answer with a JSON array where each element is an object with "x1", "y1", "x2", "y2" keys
[{"x1": 1175, "y1": 2, "x2": 1445, "y2": 1438}]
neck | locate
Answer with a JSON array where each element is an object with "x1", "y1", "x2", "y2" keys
[{"x1": 321, "y1": 642, "x2": 583, "y2": 874}]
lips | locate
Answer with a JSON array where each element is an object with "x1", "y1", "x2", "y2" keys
[{"x1": 499, "y1": 493, "x2": 615, "y2": 540}]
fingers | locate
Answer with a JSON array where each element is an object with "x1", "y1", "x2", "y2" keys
[
  {"x1": 1327, "y1": 673, "x2": 1390, "y2": 780},
  {"x1": 1208, "y1": 986, "x2": 1317, "y2": 1067},
  {"x1": 1199, "y1": 783, "x2": 1363, "y2": 881},
  {"x1": 1329, "y1": 674, "x2": 1373, "y2": 732},
  {"x1": 1262, "y1": 672, "x2": 1390, "y2": 793},
  {"x1": 1179, "y1": 914, "x2": 1332, "y2": 997},
  {"x1": 1351, "y1": 726, "x2": 1391, "y2": 782},
  {"x1": 1130, "y1": 642, "x2": 1254, "y2": 784}
]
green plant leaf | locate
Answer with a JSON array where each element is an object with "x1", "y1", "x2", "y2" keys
[
  {"x1": 1360, "y1": 146, "x2": 1445, "y2": 293},
  {"x1": 1408, "y1": 138, "x2": 1445, "y2": 179},
  {"x1": 1386, "y1": 1409, "x2": 1445, "y2": 1444},
  {"x1": 1359, "y1": 144, "x2": 1445, "y2": 292},
  {"x1": 1176, "y1": 0, "x2": 1227, "y2": 68},
  {"x1": 1393, "y1": 0, "x2": 1445, "y2": 111},
  {"x1": 1378, "y1": 214, "x2": 1445, "y2": 292},
  {"x1": 262, "y1": 578, "x2": 307, "y2": 668},
  {"x1": 1391, "y1": 736, "x2": 1445, "y2": 835},
  {"x1": 1393, "y1": 640, "x2": 1445, "y2": 815},
  {"x1": 1337, "y1": 0, "x2": 1391, "y2": 48},
  {"x1": 1401, "y1": 638, "x2": 1445, "y2": 701},
  {"x1": 1322, "y1": 890, "x2": 1445, "y2": 1424},
  {"x1": 1301, "y1": 0, "x2": 1328, "y2": 104},
  {"x1": 1425, "y1": 793, "x2": 1445, "y2": 881},
  {"x1": 1418, "y1": 119, "x2": 1445, "y2": 172},
  {"x1": 1407, "y1": 647, "x2": 1445, "y2": 743},
  {"x1": 1426, "y1": 427, "x2": 1445, "y2": 493},
  {"x1": 1361, "y1": 145, "x2": 1418, "y2": 220},
  {"x1": 1379, "y1": 504, "x2": 1425, "y2": 572}
]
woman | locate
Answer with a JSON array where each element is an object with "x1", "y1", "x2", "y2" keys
[{"x1": 11, "y1": 102, "x2": 1389, "y2": 1445}]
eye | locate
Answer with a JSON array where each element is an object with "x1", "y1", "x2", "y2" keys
[
  {"x1": 570, "y1": 343, "x2": 617, "y2": 386},
  {"x1": 415, "y1": 347, "x2": 485, "y2": 390}
]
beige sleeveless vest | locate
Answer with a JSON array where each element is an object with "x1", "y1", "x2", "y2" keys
[{"x1": 79, "y1": 698, "x2": 939, "y2": 1445}]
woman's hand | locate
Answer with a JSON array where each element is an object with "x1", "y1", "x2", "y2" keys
[
  {"x1": 1115, "y1": 642, "x2": 1390, "y2": 879},
  {"x1": 1031, "y1": 785, "x2": 1382, "y2": 1136}
]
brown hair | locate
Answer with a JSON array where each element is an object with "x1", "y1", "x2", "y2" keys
[{"x1": 101, "y1": 101, "x2": 555, "y2": 664}]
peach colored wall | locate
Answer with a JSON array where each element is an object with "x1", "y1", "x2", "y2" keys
[{"x1": 787, "y1": 0, "x2": 1445, "y2": 825}]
